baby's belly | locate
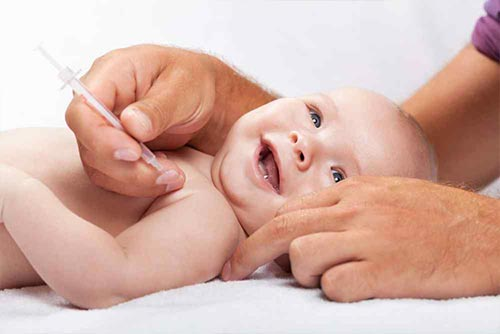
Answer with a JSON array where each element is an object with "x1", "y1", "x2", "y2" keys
[{"x1": 0, "y1": 128, "x2": 155, "y2": 236}]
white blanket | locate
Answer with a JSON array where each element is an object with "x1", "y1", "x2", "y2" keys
[
  {"x1": 1, "y1": 0, "x2": 499, "y2": 332},
  {"x1": 1, "y1": 263, "x2": 499, "y2": 334}
]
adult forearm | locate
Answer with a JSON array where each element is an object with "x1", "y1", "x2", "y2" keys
[
  {"x1": 3, "y1": 179, "x2": 128, "y2": 308},
  {"x1": 189, "y1": 56, "x2": 278, "y2": 155},
  {"x1": 402, "y1": 44, "x2": 499, "y2": 189}
]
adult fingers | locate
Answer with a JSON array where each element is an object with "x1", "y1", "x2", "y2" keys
[
  {"x1": 67, "y1": 97, "x2": 143, "y2": 162},
  {"x1": 276, "y1": 183, "x2": 347, "y2": 216},
  {"x1": 65, "y1": 52, "x2": 141, "y2": 162},
  {"x1": 277, "y1": 177, "x2": 377, "y2": 216},
  {"x1": 65, "y1": 46, "x2": 190, "y2": 196},
  {"x1": 221, "y1": 206, "x2": 353, "y2": 281},
  {"x1": 120, "y1": 57, "x2": 215, "y2": 143},
  {"x1": 321, "y1": 261, "x2": 376, "y2": 302},
  {"x1": 81, "y1": 151, "x2": 185, "y2": 197},
  {"x1": 289, "y1": 232, "x2": 366, "y2": 288}
]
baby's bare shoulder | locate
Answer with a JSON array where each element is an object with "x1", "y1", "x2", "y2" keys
[
  {"x1": 140, "y1": 167, "x2": 242, "y2": 268},
  {"x1": 147, "y1": 162, "x2": 237, "y2": 228},
  {"x1": 146, "y1": 150, "x2": 242, "y2": 240}
]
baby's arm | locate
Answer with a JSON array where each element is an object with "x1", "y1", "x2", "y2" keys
[{"x1": 0, "y1": 164, "x2": 239, "y2": 309}]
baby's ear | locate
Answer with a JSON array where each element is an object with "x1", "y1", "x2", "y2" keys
[{"x1": 274, "y1": 254, "x2": 291, "y2": 273}]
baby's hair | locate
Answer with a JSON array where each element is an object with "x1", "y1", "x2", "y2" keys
[{"x1": 395, "y1": 105, "x2": 439, "y2": 181}]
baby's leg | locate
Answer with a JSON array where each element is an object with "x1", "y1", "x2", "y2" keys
[
  {"x1": 0, "y1": 164, "x2": 43, "y2": 288},
  {"x1": 0, "y1": 223, "x2": 43, "y2": 288}
]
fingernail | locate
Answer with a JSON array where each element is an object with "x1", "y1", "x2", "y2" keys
[
  {"x1": 155, "y1": 170, "x2": 180, "y2": 185},
  {"x1": 123, "y1": 107, "x2": 152, "y2": 134},
  {"x1": 221, "y1": 261, "x2": 232, "y2": 281},
  {"x1": 114, "y1": 148, "x2": 140, "y2": 161},
  {"x1": 156, "y1": 152, "x2": 167, "y2": 159},
  {"x1": 165, "y1": 175, "x2": 184, "y2": 192}
]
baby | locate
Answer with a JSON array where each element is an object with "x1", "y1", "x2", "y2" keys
[{"x1": 0, "y1": 87, "x2": 436, "y2": 309}]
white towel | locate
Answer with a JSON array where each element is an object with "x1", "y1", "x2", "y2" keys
[{"x1": 0, "y1": 262, "x2": 499, "y2": 334}]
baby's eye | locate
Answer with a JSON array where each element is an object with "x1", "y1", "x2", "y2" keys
[
  {"x1": 309, "y1": 110, "x2": 321, "y2": 128},
  {"x1": 331, "y1": 168, "x2": 345, "y2": 183}
]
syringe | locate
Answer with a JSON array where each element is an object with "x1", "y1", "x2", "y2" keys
[{"x1": 36, "y1": 45, "x2": 165, "y2": 173}]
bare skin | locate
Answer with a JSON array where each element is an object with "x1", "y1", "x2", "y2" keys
[
  {"x1": 0, "y1": 128, "x2": 243, "y2": 308},
  {"x1": 403, "y1": 44, "x2": 499, "y2": 189},
  {"x1": 65, "y1": 44, "x2": 276, "y2": 197},
  {"x1": 221, "y1": 176, "x2": 500, "y2": 301},
  {"x1": 0, "y1": 88, "x2": 429, "y2": 308},
  {"x1": 222, "y1": 44, "x2": 500, "y2": 301},
  {"x1": 32, "y1": 40, "x2": 500, "y2": 302}
]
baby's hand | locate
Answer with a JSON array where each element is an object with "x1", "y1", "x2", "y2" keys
[{"x1": 0, "y1": 164, "x2": 33, "y2": 222}]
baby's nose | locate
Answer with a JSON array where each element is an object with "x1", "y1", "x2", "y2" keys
[{"x1": 288, "y1": 131, "x2": 312, "y2": 171}]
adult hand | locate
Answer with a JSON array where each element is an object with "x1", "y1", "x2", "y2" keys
[
  {"x1": 65, "y1": 44, "x2": 217, "y2": 197},
  {"x1": 221, "y1": 176, "x2": 500, "y2": 302}
]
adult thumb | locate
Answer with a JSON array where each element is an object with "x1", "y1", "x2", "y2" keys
[
  {"x1": 120, "y1": 101, "x2": 166, "y2": 143},
  {"x1": 120, "y1": 89, "x2": 181, "y2": 143},
  {"x1": 120, "y1": 75, "x2": 203, "y2": 143},
  {"x1": 120, "y1": 70, "x2": 215, "y2": 144}
]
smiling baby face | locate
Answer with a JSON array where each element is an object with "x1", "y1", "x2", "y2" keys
[{"x1": 211, "y1": 87, "x2": 436, "y2": 235}]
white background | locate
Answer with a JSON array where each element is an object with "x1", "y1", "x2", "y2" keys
[
  {"x1": 1, "y1": 3, "x2": 500, "y2": 332},
  {"x1": 0, "y1": 0, "x2": 483, "y2": 130},
  {"x1": 1, "y1": 0, "x2": 497, "y2": 194}
]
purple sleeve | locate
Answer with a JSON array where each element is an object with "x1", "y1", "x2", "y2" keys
[{"x1": 471, "y1": 0, "x2": 500, "y2": 62}]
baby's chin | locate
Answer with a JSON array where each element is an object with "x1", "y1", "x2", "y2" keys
[
  {"x1": 210, "y1": 149, "x2": 280, "y2": 237},
  {"x1": 231, "y1": 202, "x2": 281, "y2": 237}
]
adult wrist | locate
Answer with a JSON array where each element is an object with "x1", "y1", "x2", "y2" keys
[
  {"x1": 189, "y1": 54, "x2": 277, "y2": 155},
  {"x1": 187, "y1": 54, "x2": 228, "y2": 154}
]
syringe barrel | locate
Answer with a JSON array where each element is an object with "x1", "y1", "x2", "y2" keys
[
  {"x1": 140, "y1": 143, "x2": 164, "y2": 172},
  {"x1": 58, "y1": 67, "x2": 78, "y2": 86},
  {"x1": 37, "y1": 46, "x2": 166, "y2": 174},
  {"x1": 68, "y1": 78, "x2": 124, "y2": 130}
]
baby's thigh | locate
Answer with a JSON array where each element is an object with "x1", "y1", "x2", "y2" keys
[{"x1": 0, "y1": 223, "x2": 43, "y2": 289}]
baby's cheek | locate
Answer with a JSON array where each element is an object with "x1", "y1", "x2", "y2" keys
[{"x1": 289, "y1": 180, "x2": 327, "y2": 199}]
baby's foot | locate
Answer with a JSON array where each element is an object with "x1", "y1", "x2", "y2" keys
[{"x1": 0, "y1": 164, "x2": 32, "y2": 222}]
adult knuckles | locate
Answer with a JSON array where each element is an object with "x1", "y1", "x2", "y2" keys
[
  {"x1": 333, "y1": 203, "x2": 361, "y2": 220},
  {"x1": 91, "y1": 48, "x2": 126, "y2": 69},
  {"x1": 291, "y1": 265, "x2": 317, "y2": 288},
  {"x1": 138, "y1": 98, "x2": 170, "y2": 135},
  {"x1": 321, "y1": 269, "x2": 359, "y2": 302},
  {"x1": 275, "y1": 207, "x2": 347, "y2": 238},
  {"x1": 337, "y1": 177, "x2": 383, "y2": 204},
  {"x1": 140, "y1": 98, "x2": 165, "y2": 118},
  {"x1": 323, "y1": 264, "x2": 377, "y2": 302},
  {"x1": 272, "y1": 214, "x2": 301, "y2": 240},
  {"x1": 289, "y1": 239, "x2": 317, "y2": 287},
  {"x1": 64, "y1": 99, "x2": 78, "y2": 126},
  {"x1": 289, "y1": 238, "x2": 307, "y2": 265},
  {"x1": 84, "y1": 165, "x2": 106, "y2": 189},
  {"x1": 78, "y1": 146, "x2": 98, "y2": 168},
  {"x1": 65, "y1": 96, "x2": 91, "y2": 131},
  {"x1": 277, "y1": 195, "x2": 309, "y2": 215}
]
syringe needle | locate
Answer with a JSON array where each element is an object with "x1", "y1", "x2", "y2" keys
[
  {"x1": 36, "y1": 45, "x2": 64, "y2": 71},
  {"x1": 36, "y1": 45, "x2": 166, "y2": 174}
]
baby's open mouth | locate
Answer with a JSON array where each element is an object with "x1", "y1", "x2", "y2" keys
[{"x1": 258, "y1": 145, "x2": 280, "y2": 193}]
